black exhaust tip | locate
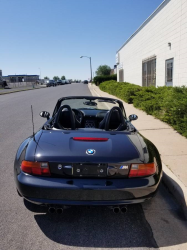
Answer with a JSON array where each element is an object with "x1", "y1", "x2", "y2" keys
[
  {"x1": 121, "y1": 206, "x2": 127, "y2": 213},
  {"x1": 113, "y1": 207, "x2": 120, "y2": 214},
  {"x1": 56, "y1": 208, "x2": 63, "y2": 214},
  {"x1": 48, "y1": 207, "x2": 56, "y2": 214}
]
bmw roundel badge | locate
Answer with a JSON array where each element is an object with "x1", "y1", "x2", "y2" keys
[{"x1": 86, "y1": 149, "x2": 96, "y2": 155}]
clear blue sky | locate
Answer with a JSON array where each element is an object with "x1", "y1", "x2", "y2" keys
[{"x1": 0, "y1": 0, "x2": 163, "y2": 80}]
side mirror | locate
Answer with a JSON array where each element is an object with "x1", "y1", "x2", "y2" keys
[
  {"x1": 129, "y1": 114, "x2": 138, "y2": 121},
  {"x1": 40, "y1": 111, "x2": 50, "y2": 120}
]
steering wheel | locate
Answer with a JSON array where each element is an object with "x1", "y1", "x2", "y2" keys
[
  {"x1": 72, "y1": 109, "x2": 83, "y2": 124},
  {"x1": 105, "y1": 107, "x2": 126, "y2": 131},
  {"x1": 54, "y1": 105, "x2": 76, "y2": 130}
]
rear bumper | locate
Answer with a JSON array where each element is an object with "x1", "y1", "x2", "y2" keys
[{"x1": 16, "y1": 172, "x2": 162, "y2": 205}]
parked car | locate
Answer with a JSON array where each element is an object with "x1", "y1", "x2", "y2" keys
[
  {"x1": 65, "y1": 80, "x2": 70, "y2": 84},
  {"x1": 61, "y1": 80, "x2": 70, "y2": 84},
  {"x1": 35, "y1": 80, "x2": 43, "y2": 85},
  {"x1": 14, "y1": 96, "x2": 162, "y2": 214},
  {"x1": 0, "y1": 76, "x2": 8, "y2": 88},
  {"x1": 83, "y1": 80, "x2": 88, "y2": 84},
  {"x1": 46, "y1": 81, "x2": 50, "y2": 87},
  {"x1": 57, "y1": 80, "x2": 63, "y2": 85},
  {"x1": 46, "y1": 80, "x2": 57, "y2": 87}
]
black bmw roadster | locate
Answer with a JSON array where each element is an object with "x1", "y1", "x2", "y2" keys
[{"x1": 14, "y1": 96, "x2": 162, "y2": 213}]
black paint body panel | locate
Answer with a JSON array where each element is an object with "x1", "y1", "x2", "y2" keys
[
  {"x1": 14, "y1": 96, "x2": 162, "y2": 207},
  {"x1": 16, "y1": 172, "x2": 159, "y2": 205}
]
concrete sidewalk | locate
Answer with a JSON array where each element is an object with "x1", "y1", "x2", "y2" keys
[
  {"x1": 88, "y1": 83, "x2": 187, "y2": 218},
  {"x1": 0, "y1": 85, "x2": 46, "y2": 95}
]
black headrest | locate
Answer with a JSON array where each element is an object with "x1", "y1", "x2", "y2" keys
[
  {"x1": 59, "y1": 110, "x2": 72, "y2": 129},
  {"x1": 54, "y1": 105, "x2": 76, "y2": 130},
  {"x1": 110, "y1": 110, "x2": 121, "y2": 122},
  {"x1": 105, "y1": 106, "x2": 127, "y2": 131}
]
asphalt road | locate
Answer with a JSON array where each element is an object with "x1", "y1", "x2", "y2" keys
[{"x1": 0, "y1": 83, "x2": 187, "y2": 250}]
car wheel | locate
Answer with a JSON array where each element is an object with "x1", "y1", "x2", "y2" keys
[{"x1": 17, "y1": 189, "x2": 22, "y2": 197}]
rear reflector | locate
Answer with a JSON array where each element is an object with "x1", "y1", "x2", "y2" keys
[
  {"x1": 129, "y1": 163, "x2": 156, "y2": 178},
  {"x1": 73, "y1": 137, "x2": 108, "y2": 141},
  {"x1": 21, "y1": 161, "x2": 51, "y2": 176}
]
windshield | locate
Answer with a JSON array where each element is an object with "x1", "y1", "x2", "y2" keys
[{"x1": 60, "y1": 98, "x2": 120, "y2": 111}]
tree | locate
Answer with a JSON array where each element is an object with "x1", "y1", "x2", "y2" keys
[
  {"x1": 44, "y1": 76, "x2": 49, "y2": 80},
  {"x1": 61, "y1": 76, "x2": 66, "y2": 80},
  {"x1": 53, "y1": 76, "x2": 59, "y2": 81},
  {"x1": 95, "y1": 65, "x2": 111, "y2": 76}
]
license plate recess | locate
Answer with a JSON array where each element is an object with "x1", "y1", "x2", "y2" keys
[{"x1": 73, "y1": 163, "x2": 107, "y2": 177}]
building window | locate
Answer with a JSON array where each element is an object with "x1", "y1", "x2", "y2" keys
[
  {"x1": 119, "y1": 69, "x2": 124, "y2": 82},
  {"x1": 165, "y1": 58, "x2": 173, "y2": 86},
  {"x1": 142, "y1": 57, "x2": 156, "y2": 86},
  {"x1": 18, "y1": 77, "x2": 24, "y2": 82},
  {"x1": 10, "y1": 77, "x2": 16, "y2": 83}
]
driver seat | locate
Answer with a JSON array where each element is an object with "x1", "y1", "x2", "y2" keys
[
  {"x1": 54, "y1": 105, "x2": 81, "y2": 130},
  {"x1": 59, "y1": 109, "x2": 73, "y2": 129}
]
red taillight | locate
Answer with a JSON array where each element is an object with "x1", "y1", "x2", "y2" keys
[
  {"x1": 73, "y1": 137, "x2": 108, "y2": 141},
  {"x1": 21, "y1": 161, "x2": 51, "y2": 176},
  {"x1": 129, "y1": 163, "x2": 156, "y2": 178}
]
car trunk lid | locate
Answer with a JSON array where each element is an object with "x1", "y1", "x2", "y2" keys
[{"x1": 35, "y1": 130, "x2": 144, "y2": 177}]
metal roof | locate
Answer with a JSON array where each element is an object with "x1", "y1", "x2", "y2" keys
[
  {"x1": 3, "y1": 75, "x2": 39, "y2": 77},
  {"x1": 117, "y1": 0, "x2": 171, "y2": 53}
]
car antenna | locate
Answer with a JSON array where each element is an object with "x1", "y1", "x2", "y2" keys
[{"x1": 31, "y1": 105, "x2": 36, "y2": 141}]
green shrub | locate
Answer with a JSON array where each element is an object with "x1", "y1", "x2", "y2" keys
[
  {"x1": 93, "y1": 74, "x2": 117, "y2": 85},
  {"x1": 133, "y1": 86, "x2": 168, "y2": 114},
  {"x1": 160, "y1": 87, "x2": 187, "y2": 137},
  {"x1": 99, "y1": 80, "x2": 187, "y2": 138},
  {"x1": 119, "y1": 85, "x2": 141, "y2": 103},
  {"x1": 100, "y1": 80, "x2": 141, "y2": 103}
]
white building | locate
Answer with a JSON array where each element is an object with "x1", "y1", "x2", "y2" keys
[{"x1": 116, "y1": 0, "x2": 187, "y2": 87}]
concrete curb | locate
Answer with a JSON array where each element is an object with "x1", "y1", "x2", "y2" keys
[
  {"x1": 89, "y1": 83, "x2": 101, "y2": 97},
  {"x1": 88, "y1": 83, "x2": 187, "y2": 219},
  {"x1": 0, "y1": 86, "x2": 46, "y2": 95},
  {"x1": 162, "y1": 163, "x2": 187, "y2": 219}
]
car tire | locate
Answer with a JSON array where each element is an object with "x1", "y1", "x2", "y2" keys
[{"x1": 17, "y1": 189, "x2": 22, "y2": 197}]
